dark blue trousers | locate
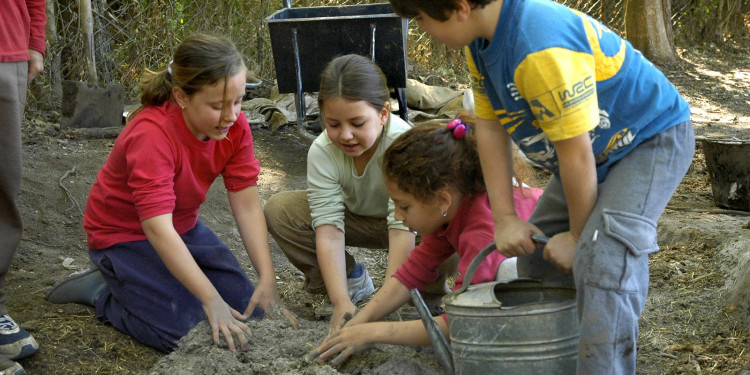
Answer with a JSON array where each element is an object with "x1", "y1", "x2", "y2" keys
[{"x1": 89, "y1": 220, "x2": 262, "y2": 352}]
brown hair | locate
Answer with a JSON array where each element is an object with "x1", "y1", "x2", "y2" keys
[
  {"x1": 128, "y1": 33, "x2": 246, "y2": 120},
  {"x1": 317, "y1": 54, "x2": 390, "y2": 113},
  {"x1": 383, "y1": 115, "x2": 484, "y2": 202},
  {"x1": 383, "y1": 112, "x2": 536, "y2": 202},
  {"x1": 389, "y1": 0, "x2": 496, "y2": 21}
]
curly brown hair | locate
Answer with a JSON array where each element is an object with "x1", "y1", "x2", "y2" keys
[
  {"x1": 383, "y1": 113, "x2": 537, "y2": 203},
  {"x1": 383, "y1": 119, "x2": 484, "y2": 203}
]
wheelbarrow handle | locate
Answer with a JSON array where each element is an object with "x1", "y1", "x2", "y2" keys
[{"x1": 457, "y1": 234, "x2": 550, "y2": 294}]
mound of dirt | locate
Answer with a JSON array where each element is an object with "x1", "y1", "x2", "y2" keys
[{"x1": 145, "y1": 316, "x2": 442, "y2": 375}]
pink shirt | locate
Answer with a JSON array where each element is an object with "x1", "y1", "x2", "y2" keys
[
  {"x1": 0, "y1": 0, "x2": 46, "y2": 62},
  {"x1": 393, "y1": 187, "x2": 543, "y2": 292},
  {"x1": 84, "y1": 101, "x2": 260, "y2": 249}
]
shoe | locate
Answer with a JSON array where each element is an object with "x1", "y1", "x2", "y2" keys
[
  {"x1": 0, "y1": 315, "x2": 38, "y2": 361},
  {"x1": 347, "y1": 263, "x2": 374, "y2": 305},
  {"x1": 0, "y1": 355, "x2": 24, "y2": 375},
  {"x1": 45, "y1": 267, "x2": 106, "y2": 307}
]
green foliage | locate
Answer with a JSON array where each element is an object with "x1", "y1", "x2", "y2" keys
[
  {"x1": 677, "y1": 0, "x2": 747, "y2": 44},
  {"x1": 29, "y1": 0, "x2": 748, "y2": 112}
]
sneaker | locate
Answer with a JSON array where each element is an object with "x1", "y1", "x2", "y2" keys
[
  {"x1": 0, "y1": 315, "x2": 38, "y2": 361},
  {"x1": 346, "y1": 263, "x2": 374, "y2": 305},
  {"x1": 45, "y1": 267, "x2": 106, "y2": 307},
  {"x1": 0, "y1": 355, "x2": 24, "y2": 375}
]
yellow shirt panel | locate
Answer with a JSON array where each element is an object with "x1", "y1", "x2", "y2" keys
[{"x1": 514, "y1": 47, "x2": 599, "y2": 141}]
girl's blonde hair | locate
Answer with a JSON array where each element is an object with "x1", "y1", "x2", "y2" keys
[{"x1": 128, "y1": 33, "x2": 246, "y2": 121}]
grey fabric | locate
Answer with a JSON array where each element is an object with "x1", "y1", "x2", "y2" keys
[
  {"x1": 0, "y1": 61, "x2": 28, "y2": 315},
  {"x1": 519, "y1": 120, "x2": 695, "y2": 374}
]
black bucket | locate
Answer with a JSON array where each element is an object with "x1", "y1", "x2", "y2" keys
[
  {"x1": 265, "y1": 3, "x2": 407, "y2": 94},
  {"x1": 701, "y1": 139, "x2": 750, "y2": 211}
]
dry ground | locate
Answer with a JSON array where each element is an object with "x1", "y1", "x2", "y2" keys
[{"x1": 7, "y1": 39, "x2": 750, "y2": 374}]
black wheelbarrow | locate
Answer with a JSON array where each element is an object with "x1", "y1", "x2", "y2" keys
[{"x1": 265, "y1": 1, "x2": 409, "y2": 142}]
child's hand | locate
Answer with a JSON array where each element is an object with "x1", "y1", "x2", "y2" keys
[
  {"x1": 494, "y1": 215, "x2": 544, "y2": 257},
  {"x1": 308, "y1": 324, "x2": 373, "y2": 366},
  {"x1": 276, "y1": 305, "x2": 300, "y2": 330},
  {"x1": 242, "y1": 277, "x2": 300, "y2": 330},
  {"x1": 329, "y1": 301, "x2": 356, "y2": 337},
  {"x1": 242, "y1": 277, "x2": 275, "y2": 318},
  {"x1": 543, "y1": 231, "x2": 578, "y2": 274},
  {"x1": 202, "y1": 294, "x2": 252, "y2": 352}
]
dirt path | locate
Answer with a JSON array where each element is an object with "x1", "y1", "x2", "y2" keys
[{"x1": 9, "y1": 41, "x2": 750, "y2": 374}]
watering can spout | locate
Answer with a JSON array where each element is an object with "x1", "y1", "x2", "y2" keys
[{"x1": 410, "y1": 289, "x2": 454, "y2": 375}]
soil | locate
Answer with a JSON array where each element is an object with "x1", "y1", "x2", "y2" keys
[{"x1": 10, "y1": 40, "x2": 750, "y2": 374}]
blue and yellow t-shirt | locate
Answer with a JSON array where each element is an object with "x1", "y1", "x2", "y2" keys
[{"x1": 468, "y1": 0, "x2": 690, "y2": 181}]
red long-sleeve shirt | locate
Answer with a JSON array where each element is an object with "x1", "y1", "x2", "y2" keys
[
  {"x1": 0, "y1": 0, "x2": 47, "y2": 62},
  {"x1": 83, "y1": 101, "x2": 260, "y2": 250},
  {"x1": 393, "y1": 187, "x2": 543, "y2": 292}
]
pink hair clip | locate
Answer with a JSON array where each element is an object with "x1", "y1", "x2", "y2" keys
[{"x1": 447, "y1": 118, "x2": 468, "y2": 139}]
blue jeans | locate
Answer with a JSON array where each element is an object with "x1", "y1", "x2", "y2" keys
[
  {"x1": 89, "y1": 220, "x2": 262, "y2": 352},
  {"x1": 518, "y1": 121, "x2": 695, "y2": 374}
]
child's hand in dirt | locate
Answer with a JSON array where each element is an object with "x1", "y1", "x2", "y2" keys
[
  {"x1": 543, "y1": 231, "x2": 578, "y2": 274},
  {"x1": 261, "y1": 300, "x2": 300, "y2": 331},
  {"x1": 202, "y1": 294, "x2": 252, "y2": 352},
  {"x1": 242, "y1": 277, "x2": 277, "y2": 318},
  {"x1": 328, "y1": 301, "x2": 356, "y2": 337},
  {"x1": 306, "y1": 324, "x2": 372, "y2": 366},
  {"x1": 242, "y1": 278, "x2": 300, "y2": 329},
  {"x1": 494, "y1": 215, "x2": 544, "y2": 257},
  {"x1": 275, "y1": 305, "x2": 300, "y2": 330}
]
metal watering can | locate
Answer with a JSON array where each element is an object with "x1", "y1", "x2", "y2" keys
[{"x1": 411, "y1": 236, "x2": 579, "y2": 375}]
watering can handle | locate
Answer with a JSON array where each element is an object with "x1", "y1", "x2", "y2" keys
[{"x1": 457, "y1": 234, "x2": 549, "y2": 294}]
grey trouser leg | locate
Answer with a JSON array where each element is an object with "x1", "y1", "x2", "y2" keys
[
  {"x1": 264, "y1": 190, "x2": 455, "y2": 295},
  {"x1": 519, "y1": 121, "x2": 695, "y2": 374},
  {"x1": 0, "y1": 62, "x2": 28, "y2": 316}
]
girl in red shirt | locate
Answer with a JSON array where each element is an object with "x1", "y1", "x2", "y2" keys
[
  {"x1": 307, "y1": 116, "x2": 542, "y2": 365},
  {"x1": 46, "y1": 33, "x2": 297, "y2": 352}
]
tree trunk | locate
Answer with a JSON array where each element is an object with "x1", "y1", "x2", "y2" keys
[{"x1": 625, "y1": 0, "x2": 677, "y2": 63}]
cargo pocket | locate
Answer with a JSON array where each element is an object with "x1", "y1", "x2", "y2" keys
[{"x1": 584, "y1": 209, "x2": 658, "y2": 292}]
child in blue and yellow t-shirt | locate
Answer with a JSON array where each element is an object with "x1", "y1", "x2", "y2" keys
[{"x1": 388, "y1": 0, "x2": 695, "y2": 373}]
